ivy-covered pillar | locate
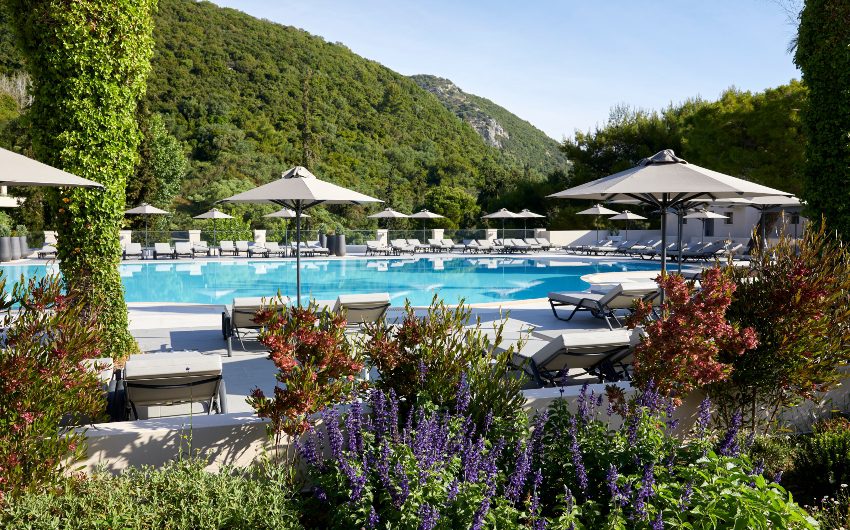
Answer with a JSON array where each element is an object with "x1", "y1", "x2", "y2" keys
[
  {"x1": 794, "y1": 0, "x2": 850, "y2": 239},
  {"x1": 3, "y1": 0, "x2": 158, "y2": 358}
]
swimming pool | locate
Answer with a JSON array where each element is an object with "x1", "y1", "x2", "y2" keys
[{"x1": 0, "y1": 258, "x2": 662, "y2": 306}]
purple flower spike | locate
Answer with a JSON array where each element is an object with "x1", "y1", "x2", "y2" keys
[
  {"x1": 367, "y1": 506, "x2": 379, "y2": 529},
  {"x1": 456, "y1": 372, "x2": 471, "y2": 414},
  {"x1": 652, "y1": 510, "x2": 664, "y2": 530},
  {"x1": 678, "y1": 481, "x2": 693, "y2": 511},
  {"x1": 418, "y1": 503, "x2": 440, "y2": 530},
  {"x1": 718, "y1": 411, "x2": 742, "y2": 456},
  {"x1": 696, "y1": 397, "x2": 711, "y2": 437}
]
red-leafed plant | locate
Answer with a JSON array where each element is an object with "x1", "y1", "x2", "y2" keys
[
  {"x1": 0, "y1": 274, "x2": 106, "y2": 502},
  {"x1": 627, "y1": 268, "x2": 758, "y2": 398},
  {"x1": 247, "y1": 298, "x2": 364, "y2": 453}
]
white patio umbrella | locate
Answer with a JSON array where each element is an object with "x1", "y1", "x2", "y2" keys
[
  {"x1": 516, "y1": 209, "x2": 545, "y2": 238},
  {"x1": 368, "y1": 207, "x2": 409, "y2": 231},
  {"x1": 193, "y1": 208, "x2": 233, "y2": 244},
  {"x1": 608, "y1": 210, "x2": 646, "y2": 241},
  {"x1": 549, "y1": 149, "x2": 791, "y2": 274},
  {"x1": 125, "y1": 203, "x2": 169, "y2": 247},
  {"x1": 409, "y1": 209, "x2": 445, "y2": 241},
  {"x1": 577, "y1": 204, "x2": 619, "y2": 242},
  {"x1": 221, "y1": 166, "x2": 382, "y2": 305},
  {"x1": 683, "y1": 209, "x2": 728, "y2": 243},
  {"x1": 482, "y1": 208, "x2": 520, "y2": 239},
  {"x1": 264, "y1": 208, "x2": 310, "y2": 247},
  {"x1": 1, "y1": 147, "x2": 104, "y2": 188}
]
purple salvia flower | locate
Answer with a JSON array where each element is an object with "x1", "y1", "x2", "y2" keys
[
  {"x1": 418, "y1": 503, "x2": 440, "y2": 530},
  {"x1": 696, "y1": 397, "x2": 711, "y2": 438},
  {"x1": 773, "y1": 470, "x2": 783, "y2": 484},
  {"x1": 576, "y1": 383, "x2": 590, "y2": 424},
  {"x1": 505, "y1": 440, "x2": 532, "y2": 503},
  {"x1": 388, "y1": 388, "x2": 400, "y2": 441},
  {"x1": 346, "y1": 401, "x2": 364, "y2": 456},
  {"x1": 529, "y1": 469, "x2": 545, "y2": 529},
  {"x1": 371, "y1": 390, "x2": 388, "y2": 441},
  {"x1": 447, "y1": 479, "x2": 459, "y2": 501},
  {"x1": 312, "y1": 485, "x2": 327, "y2": 502},
  {"x1": 456, "y1": 372, "x2": 471, "y2": 414},
  {"x1": 530, "y1": 410, "x2": 549, "y2": 454},
  {"x1": 471, "y1": 497, "x2": 491, "y2": 530},
  {"x1": 652, "y1": 510, "x2": 664, "y2": 530},
  {"x1": 718, "y1": 411, "x2": 742, "y2": 457},
  {"x1": 417, "y1": 359, "x2": 427, "y2": 384},
  {"x1": 367, "y1": 506, "x2": 379, "y2": 529},
  {"x1": 297, "y1": 427, "x2": 322, "y2": 469},
  {"x1": 607, "y1": 465, "x2": 625, "y2": 506},
  {"x1": 394, "y1": 461, "x2": 410, "y2": 507},
  {"x1": 606, "y1": 400, "x2": 614, "y2": 416},
  {"x1": 569, "y1": 430, "x2": 588, "y2": 493},
  {"x1": 482, "y1": 410, "x2": 494, "y2": 436},
  {"x1": 323, "y1": 408, "x2": 344, "y2": 460},
  {"x1": 678, "y1": 481, "x2": 693, "y2": 512}
]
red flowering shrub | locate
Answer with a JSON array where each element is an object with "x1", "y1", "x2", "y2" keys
[
  {"x1": 627, "y1": 268, "x2": 758, "y2": 398},
  {"x1": 0, "y1": 274, "x2": 106, "y2": 501},
  {"x1": 247, "y1": 298, "x2": 363, "y2": 449},
  {"x1": 714, "y1": 223, "x2": 850, "y2": 432}
]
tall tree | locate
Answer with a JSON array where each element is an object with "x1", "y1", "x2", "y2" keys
[
  {"x1": 794, "y1": 0, "x2": 850, "y2": 237},
  {"x1": 4, "y1": 0, "x2": 158, "y2": 357}
]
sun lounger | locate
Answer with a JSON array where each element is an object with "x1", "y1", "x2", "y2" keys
[
  {"x1": 222, "y1": 296, "x2": 290, "y2": 356},
  {"x1": 507, "y1": 329, "x2": 637, "y2": 387},
  {"x1": 462, "y1": 239, "x2": 481, "y2": 253},
  {"x1": 548, "y1": 281, "x2": 660, "y2": 330},
  {"x1": 219, "y1": 240, "x2": 236, "y2": 256},
  {"x1": 535, "y1": 237, "x2": 552, "y2": 250},
  {"x1": 122, "y1": 242, "x2": 143, "y2": 260},
  {"x1": 192, "y1": 241, "x2": 211, "y2": 257},
  {"x1": 153, "y1": 242, "x2": 175, "y2": 260},
  {"x1": 122, "y1": 351, "x2": 226, "y2": 420},
  {"x1": 390, "y1": 239, "x2": 415, "y2": 255},
  {"x1": 37, "y1": 244, "x2": 57, "y2": 259},
  {"x1": 248, "y1": 243, "x2": 269, "y2": 258},
  {"x1": 505, "y1": 238, "x2": 532, "y2": 252},
  {"x1": 406, "y1": 239, "x2": 431, "y2": 253},
  {"x1": 428, "y1": 238, "x2": 450, "y2": 252},
  {"x1": 475, "y1": 239, "x2": 495, "y2": 253},
  {"x1": 234, "y1": 240, "x2": 251, "y2": 256},
  {"x1": 307, "y1": 241, "x2": 331, "y2": 255},
  {"x1": 437, "y1": 238, "x2": 462, "y2": 252},
  {"x1": 366, "y1": 240, "x2": 391, "y2": 256},
  {"x1": 174, "y1": 242, "x2": 193, "y2": 258},
  {"x1": 333, "y1": 293, "x2": 391, "y2": 328},
  {"x1": 265, "y1": 241, "x2": 287, "y2": 257},
  {"x1": 523, "y1": 238, "x2": 543, "y2": 251}
]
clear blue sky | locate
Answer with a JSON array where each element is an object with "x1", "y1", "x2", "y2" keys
[{"x1": 212, "y1": 1, "x2": 801, "y2": 141}]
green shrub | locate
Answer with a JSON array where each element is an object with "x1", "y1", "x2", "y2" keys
[
  {"x1": 786, "y1": 418, "x2": 850, "y2": 505},
  {"x1": 0, "y1": 459, "x2": 303, "y2": 529},
  {"x1": 13, "y1": 224, "x2": 26, "y2": 237}
]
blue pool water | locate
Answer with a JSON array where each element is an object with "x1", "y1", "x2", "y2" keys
[{"x1": 0, "y1": 258, "x2": 661, "y2": 306}]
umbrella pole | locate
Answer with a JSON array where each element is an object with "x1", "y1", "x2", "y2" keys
[
  {"x1": 422, "y1": 220, "x2": 426, "y2": 243},
  {"x1": 660, "y1": 197, "x2": 668, "y2": 276},
  {"x1": 213, "y1": 219, "x2": 217, "y2": 247},
  {"x1": 677, "y1": 209, "x2": 684, "y2": 274},
  {"x1": 296, "y1": 202, "x2": 302, "y2": 307}
]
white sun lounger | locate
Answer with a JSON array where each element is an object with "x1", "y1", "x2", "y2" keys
[
  {"x1": 222, "y1": 295, "x2": 290, "y2": 356},
  {"x1": 219, "y1": 240, "x2": 236, "y2": 256},
  {"x1": 548, "y1": 282, "x2": 659, "y2": 329},
  {"x1": 153, "y1": 242, "x2": 175, "y2": 259}
]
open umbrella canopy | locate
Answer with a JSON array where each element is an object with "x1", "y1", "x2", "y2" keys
[
  {"x1": 409, "y1": 209, "x2": 445, "y2": 220},
  {"x1": 482, "y1": 208, "x2": 520, "y2": 219},
  {"x1": 517, "y1": 208, "x2": 545, "y2": 219},
  {"x1": 193, "y1": 208, "x2": 233, "y2": 220},
  {"x1": 368, "y1": 207, "x2": 409, "y2": 219},
  {"x1": 221, "y1": 166, "x2": 382, "y2": 305},
  {"x1": 683, "y1": 209, "x2": 728, "y2": 220},
  {"x1": 577, "y1": 204, "x2": 619, "y2": 216},
  {"x1": 550, "y1": 150, "x2": 792, "y2": 274},
  {"x1": 263, "y1": 208, "x2": 309, "y2": 219},
  {"x1": 1, "y1": 147, "x2": 104, "y2": 188},
  {"x1": 125, "y1": 203, "x2": 169, "y2": 215},
  {"x1": 608, "y1": 210, "x2": 646, "y2": 221}
]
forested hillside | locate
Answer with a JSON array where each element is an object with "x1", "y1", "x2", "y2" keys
[
  {"x1": 0, "y1": 0, "x2": 547, "y2": 231},
  {"x1": 411, "y1": 75, "x2": 569, "y2": 176}
]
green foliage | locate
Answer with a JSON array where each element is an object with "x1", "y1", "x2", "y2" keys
[
  {"x1": 0, "y1": 459, "x2": 304, "y2": 529},
  {"x1": 127, "y1": 111, "x2": 188, "y2": 209},
  {"x1": 3, "y1": 0, "x2": 158, "y2": 359},
  {"x1": 0, "y1": 274, "x2": 106, "y2": 501},
  {"x1": 422, "y1": 185, "x2": 480, "y2": 229},
  {"x1": 714, "y1": 224, "x2": 850, "y2": 433},
  {"x1": 786, "y1": 418, "x2": 850, "y2": 506},
  {"x1": 794, "y1": 0, "x2": 850, "y2": 240}
]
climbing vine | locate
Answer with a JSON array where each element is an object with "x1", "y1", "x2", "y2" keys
[
  {"x1": 794, "y1": 0, "x2": 850, "y2": 239},
  {"x1": 3, "y1": 0, "x2": 158, "y2": 358}
]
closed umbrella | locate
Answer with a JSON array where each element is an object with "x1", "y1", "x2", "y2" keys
[
  {"x1": 549, "y1": 149, "x2": 791, "y2": 275},
  {"x1": 264, "y1": 208, "x2": 309, "y2": 247},
  {"x1": 125, "y1": 203, "x2": 169, "y2": 247},
  {"x1": 409, "y1": 209, "x2": 445, "y2": 241},
  {"x1": 608, "y1": 210, "x2": 646, "y2": 241},
  {"x1": 193, "y1": 208, "x2": 233, "y2": 245},
  {"x1": 516, "y1": 209, "x2": 545, "y2": 239},
  {"x1": 221, "y1": 166, "x2": 382, "y2": 305},
  {"x1": 577, "y1": 204, "x2": 618, "y2": 242},
  {"x1": 482, "y1": 208, "x2": 520, "y2": 239}
]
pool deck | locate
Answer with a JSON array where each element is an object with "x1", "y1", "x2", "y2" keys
[{"x1": 8, "y1": 251, "x2": 710, "y2": 415}]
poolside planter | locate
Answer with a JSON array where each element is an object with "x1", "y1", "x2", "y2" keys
[
  {"x1": 326, "y1": 234, "x2": 337, "y2": 255},
  {"x1": 319, "y1": 233, "x2": 327, "y2": 250},
  {"x1": 10, "y1": 236, "x2": 21, "y2": 260},
  {"x1": 0, "y1": 237, "x2": 10, "y2": 262},
  {"x1": 336, "y1": 234, "x2": 346, "y2": 256},
  {"x1": 17, "y1": 236, "x2": 28, "y2": 258}
]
